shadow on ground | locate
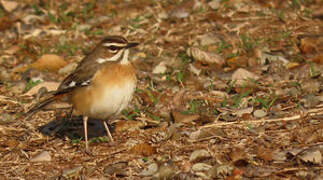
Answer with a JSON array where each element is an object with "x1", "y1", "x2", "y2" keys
[{"x1": 38, "y1": 116, "x2": 114, "y2": 141}]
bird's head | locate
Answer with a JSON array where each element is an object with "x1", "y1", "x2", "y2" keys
[{"x1": 96, "y1": 36, "x2": 139, "y2": 65}]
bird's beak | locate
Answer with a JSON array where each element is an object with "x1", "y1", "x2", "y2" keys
[{"x1": 126, "y1": 42, "x2": 139, "y2": 48}]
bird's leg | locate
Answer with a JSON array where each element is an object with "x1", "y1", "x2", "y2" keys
[
  {"x1": 103, "y1": 120, "x2": 114, "y2": 142},
  {"x1": 83, "y1": 116, "x2": 89, "y2": 152},
  {"x1": 68, "y1": 106, "x2": 74, "y2": 121}
]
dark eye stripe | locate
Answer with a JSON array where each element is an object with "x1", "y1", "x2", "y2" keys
[{"x1": 109, "y1": 46, "x2": 121, "y2": 51}]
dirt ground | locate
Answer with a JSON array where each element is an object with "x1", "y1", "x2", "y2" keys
[{"x1": 0, "y1": 0, "x2": 322, "y2": 179}]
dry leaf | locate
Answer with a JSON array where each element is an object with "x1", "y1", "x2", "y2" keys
[
  {"x1": 187, "y1": 47, "x2": 224, "y2": 66},
  {"x1": 4, "y1": 45, "x2": 20, "y2": 55},
  {"x1": 300, "y1": 38, "x2": 317, "y2": 54},
  {"x1": 227, "y1": 56, "x2": 248, "y2": 69},
  {"x1": 257, "y1": 147, "x2": 273, "y2": 162},
  {"x1": 152, "y1": 62, "x2": 167, "y2": 74},
  {"x1": 299, "y1": 150, "x2": 322, "y2": 165},
  {"x1": 229, "y1": 148, "x2": 248, "y2": 163},
  {"x1": 189, "y1": 149, "x2": 211, "y2": 162},
  {"x1": 114, "y1": 120, "x2": 144, "y2": 132},
  {"x1": 310, "y1": 54, "x2": 323, "y2": 64},
  {"x1": 30, "y1": 151, "x2": 51, "y2": 162},
  {"x1": 233, "y1": 107, "x2": 253, "y2": 117},
  {"x1": 24, "y1": 82, "x2": 60, "y2": 96},
  {"x1": 0, "y1": 0, "x2": 18, "y2": 12},
  {"x1": 172, "y1": 111, "x2": 200, "y2": 124},
  {"x1": 130, "y1": 143, "x2": 156, "y2": 156},
  {"x1": 188, "y1": 64, "x2": 201, "y2": 76},
  {"x1": 31, "y1": 54, "x2": 67, "y2": 73},
  {"x1": 231, "y1": 68, "x2": 260, "y2": 86},
  {"x1": 286, "y1": 62, "x2": 300, "y2": 69},
  {"x1": 0, "y1": 16, "x2": 13, "y2": 31}
]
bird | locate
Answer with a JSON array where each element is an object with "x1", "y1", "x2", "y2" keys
[{"x1": 27, "y1": 36, "x2": 139, "y2": 152}]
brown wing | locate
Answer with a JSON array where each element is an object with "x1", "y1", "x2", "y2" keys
[{"x1": 54, "y1": 46, "x2": 106, "y2": 95}]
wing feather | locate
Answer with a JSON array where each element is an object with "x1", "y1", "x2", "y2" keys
[{"x1": 55, "y1": 46, "x2": 107, "y2": 95}]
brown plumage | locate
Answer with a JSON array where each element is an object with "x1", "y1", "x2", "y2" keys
[{"x1": 27, "y1": 36, "x2": 139, "y2": 152}]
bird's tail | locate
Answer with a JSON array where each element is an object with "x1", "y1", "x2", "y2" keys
[{"x1": 27, "y1": 95, "x2": 57, "y2": 114}]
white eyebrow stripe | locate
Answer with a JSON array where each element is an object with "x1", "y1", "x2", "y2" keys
[
  {"x1": 96, "y1": 49, "x2": 124, "y2": 64},
  {"x1": 103, "y1": 42, "x2": 126, "y2": 47}
]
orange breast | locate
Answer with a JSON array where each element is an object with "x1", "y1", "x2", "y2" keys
[{"x1": 71, "y1": 63, "x2": 136, "y2": 119}]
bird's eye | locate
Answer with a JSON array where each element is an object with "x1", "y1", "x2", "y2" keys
[
  {"x1": 108, "y1": 46, "x2": 121, "y2": 53},
  {"x1": 109, "y1": 46, "x2": 118, "y2": 51}
]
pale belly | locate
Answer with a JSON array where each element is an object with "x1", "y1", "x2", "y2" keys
[
  {"x1": 89, "y1": 81, "x2": 136, "y2": 119},
  {"x1": 71, "y1": 80, "x2": 136, "y2": 119}
]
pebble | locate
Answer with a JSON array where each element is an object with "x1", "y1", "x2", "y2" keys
[
  {"x1": 208, "y1": 0, "x2": 221, "y2": 10},
  {"x1": 139, "y1": 163, "x2": 158, "y2": 176},
  {"x1": 232, "y1": 68, "x2": 260, "y2": 86},
  {"x1": 62, "y1": 166, "x2": 83, "y2": 179},
  {"x1": 155, "y1": 161, "x2": 176, "y2": 179},
  {"x1": 0, "y1": 113, "x2": 15, "y2": 124},
  {"x1": 104, "y1": 162, "x2": 128, "y2": 177},
  {"x1": 253, "y1": 109, "x2": 267, "y2": 118},
  {"x1": 30, "y1": 151, "x2": 51, "y2": 162},
  {"x1": 152, "y1": 62, "x2": 167, "y2": 74},
  {"x1": 190, "y1": 149, "x2": 211, "y2": 162},
  {"x1": 192, "y1": 163, "x2": 212, "y2": 172},
  {"x1": 11, "y1": 81, "x2": 26, "y2": 94}
]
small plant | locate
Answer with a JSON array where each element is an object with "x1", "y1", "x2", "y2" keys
[
  {"x1": 47, "y1": 11, "x2": 58, "y2": 24},
  {"x1": 25, "y1": 79, "x2": 42, "y2": 91},
  {"x1": 239, "y1": 34, "x2": 259, "y2": 54},
  {"x1": 227, "y1": 52, "x2": 240, "y2": 59},
  {"x1": 226, "y1": 80, "x2": 236, "y2": 94},
  {"x1": 213, "y1": 107, "x2": 220, "y2": 115},
  {"x1": 130, "y1": 15, "x2": 143, "y2": 29},
  {"x1": 82, "y1": 2, "x2": 96, "y2": 15},
  {"x1": 71, "y1": 138, "x2": 82, "y2": 144},
  {"x1": 254, "y1": 96, "x2": 277, "y2": 110},
  {"x1": 145, "y1": 88, "x2": 162, "y2": 106},
  {"x1": 147, "y1": 112, "x2": 161, "y2": 121},
  {"x1": 89, "y1": 136, "x2": 111, "y2": 143},
  {"x1": 176, "y1": 71, "x2": 185, "y2": 85},
  {"x1": 31, "y1": 4, "x2": 44, "y2": 15},
  {"x1": 183, "y1": 100, "x2": 202, "y2": 114},
  {"x1": 310, "y1": 63, "x2": 320, "y2": 78},
  {"x1": 216, "y1": 40, "x2": 232, "y2": 54},
  {"x1": 142, "y1": 157, "x2": 149, "y2": 162},
  {"x1": 221, "y1": 99, "x2": 228, "y2": 107},
  {"x1": 54, "y1": 41, "x2": 79, "y2": 56},
  {"x1": 291, "y1": 0, "x2": 301, "y2": 8},
  {"x1": 178, "y1": 52, "x2": 192, "y2": 64},
  {"x1": 232, "y1": 91, "x2": 251, "y2": 108},
  {"x1": 122, "y1": 109, "x2": 137, "y2": 120}
]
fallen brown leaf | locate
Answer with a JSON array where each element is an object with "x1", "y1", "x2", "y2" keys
[
  {"x1": 31, "y1": 54, "x2": 67, "y2": 73},
  {"x1": 130, "y1": 143, "x2": 156, "y2": 156}
]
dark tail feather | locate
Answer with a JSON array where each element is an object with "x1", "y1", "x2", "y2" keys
[{"x1": 27, "y1": 96, "x2": 56, "y2": 114}]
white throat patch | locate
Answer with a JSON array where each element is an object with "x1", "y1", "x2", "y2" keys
[
  {"x1": 120, "y1": 49, "x2": 129, "y2": 65},
  {"x1": 96, "y1": 49, "x2": 124, "y2": 64}
]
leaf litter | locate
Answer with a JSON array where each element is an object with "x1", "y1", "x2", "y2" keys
[{"x1": 0, "y1": 0, "x2": 322, "y2": 179}]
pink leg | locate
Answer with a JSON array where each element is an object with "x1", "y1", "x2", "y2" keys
[
  {"x1": 83, "y1": 116, "x2": 89, "y2": 151},
  {"x1": 103, "y1": 121, "x2": 114, "y2": 142}
]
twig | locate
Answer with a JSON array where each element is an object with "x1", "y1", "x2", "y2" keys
[
  {"x1": 190, "y1": 135, "x2": 227, "y2": 143},
  {"x1": 200, "y1": 106, "x2": 323, "y2": 129},
  {"x1": 0, "y1": 95, "x2": 22, "y2": 105},
  {"x1": 276, "y1": 166, "x2": 323, "y2": 174},
  {"x1": 231, "y1": 16, "x2": 273, "y2": 21}
]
